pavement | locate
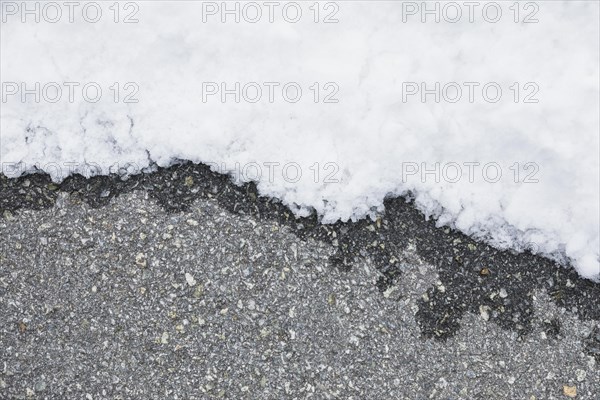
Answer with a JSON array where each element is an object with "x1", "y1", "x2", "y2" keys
[{"x1": 0, "y1": 163, "x2": 599, "y2": 399}]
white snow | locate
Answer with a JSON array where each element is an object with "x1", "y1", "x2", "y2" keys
[{"x1": 1, "y1": 1, "x2": 598, "y2": 280}]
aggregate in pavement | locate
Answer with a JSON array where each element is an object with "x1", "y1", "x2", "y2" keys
[{"x1": 0, "y1": 163, "x2": 598, "y2": 399}]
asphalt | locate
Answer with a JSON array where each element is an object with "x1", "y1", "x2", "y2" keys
[{"x1": 0, "y1": 162, "x2": 599, "y2": 399}]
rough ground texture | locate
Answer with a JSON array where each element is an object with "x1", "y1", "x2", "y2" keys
[{"x1": 0, "y1": 163, "x2": 599, "y2": 399}]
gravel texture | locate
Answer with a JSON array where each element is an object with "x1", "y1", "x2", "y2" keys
[{"x1": 0, "y1": 163, "x2": 598, "y2": 399}]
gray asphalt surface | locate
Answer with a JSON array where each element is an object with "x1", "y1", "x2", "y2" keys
[{"x1": 0, "y1": 164, "x2": 599, "y2": 399}]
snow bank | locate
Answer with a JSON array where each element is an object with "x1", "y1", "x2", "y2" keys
[{"x1": 1, "y1": 1, "x2": 598, "y2": 280}]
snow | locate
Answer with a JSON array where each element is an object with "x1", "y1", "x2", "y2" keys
[{"x1": 1, "y1": 1, "x2": 598, "y2": 280}]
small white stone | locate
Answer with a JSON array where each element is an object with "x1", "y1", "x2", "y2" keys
[
  {"x1": 185, "y1": 273, "x2": 196, "y2": 287},
  {"x1": 383, "y1": 286, "x2": 396, "y2": 298},
  {"x1": 576, "y1": 369, "x2": 586, "y2": 382},
  {"x1": 186, "y1": 219, "x2": 199, "y2": 226},
  {"x1": 499, "y1": 288, "x2": 508, "y2": 298},
  {"x1": 135, "y1": 253, "x2": 147, "y2": 267},
  {"x1": 160, "y1": 332, "x2": 169, "y2": 344},
  {"x1": 479, "y1": 305, "x2": 490, "y2": 321}
]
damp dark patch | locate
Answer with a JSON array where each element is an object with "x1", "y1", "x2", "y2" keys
[
  {"x1": 382, "y1": 200, "x2": 599, "y2": 340},
  {"x1": 1, "y1": 162, "x2": 598, "y2": 341}
]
